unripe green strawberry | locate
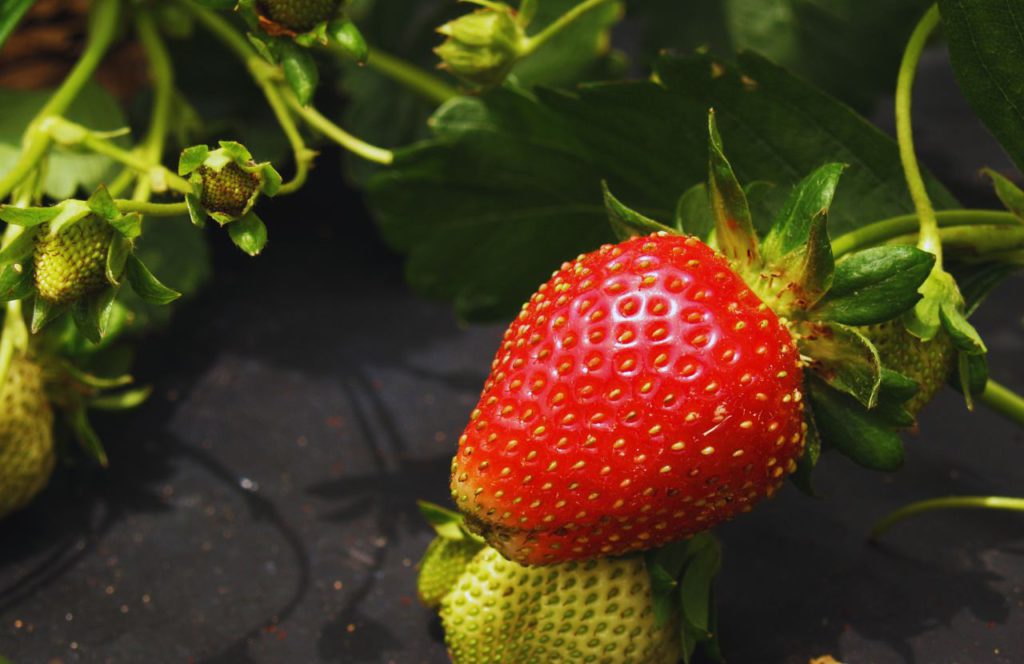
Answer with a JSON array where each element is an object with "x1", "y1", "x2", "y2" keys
[
  {"x1": 199, "y1": 163, "x2": 261, "y2": 218},
  {"x1": 863, "y1": 321, "x2": 954, "y2": 415},
  {"x1": 34, "y1": 215, "x2": 114, "y2": 304},
  {"x1": 256, "y1": 0, "x2": 340, "y2": 32},
  {"x1": 441, "y1": 546, "x2": 679, "y2": 664},
  {"x1": 418, "y1": 535, "x2": 485, "y2": 609},
  {"x1": 0, "y1": 358, "x2": 55, "y2": 519}
]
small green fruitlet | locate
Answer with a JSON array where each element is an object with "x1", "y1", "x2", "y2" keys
[
  {"x1": 0, "y1": 358, "x2": 55, "y2": 519},
  {"x1": 34, "y1": 215, "x2": 114, "y2": 305},
  {"x1": 256, "y1": 0, "x2": 340, "y2": 33}
]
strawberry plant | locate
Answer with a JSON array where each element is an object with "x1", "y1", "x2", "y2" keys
[{"x1": 0, "y1": 0, "x2": 1023, "y2": 661}]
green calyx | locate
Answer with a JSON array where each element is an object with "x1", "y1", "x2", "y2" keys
[
  {"x1": 435, "y1": 2, "x2": 527, "y2": 88},
  {"x1": 180, "y1": 143, "x2": 278, "y2": 256},
  {"x1": 418, "y1": 502, "x2": 722, "y2": 664},
  {"x1": 605, "y1": 110, "x2": 951, "y2": 485}
]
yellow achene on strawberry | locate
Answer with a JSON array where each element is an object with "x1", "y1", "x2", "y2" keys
[{"x1": 0, "y1": 357, "x2": 55, "y2": 519}]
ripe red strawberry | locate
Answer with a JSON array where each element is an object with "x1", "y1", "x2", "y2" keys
[{"x1": 450, "y1": 234, "x2": 805, "y2": 565}]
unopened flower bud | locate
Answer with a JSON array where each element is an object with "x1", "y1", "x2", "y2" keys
[{"x1": 435, "y1": 4, "x2": 525, "y2": 88}]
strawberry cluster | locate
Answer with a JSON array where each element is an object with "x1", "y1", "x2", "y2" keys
[{"x1": 420, "y1": 112, "x2": 939, "y2": 662}]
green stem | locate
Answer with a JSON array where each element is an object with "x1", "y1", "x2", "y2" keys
[
  {"x1": 42, "y1": 118, "x2": 193, "y2": 195},
  {"x1": 831, "y1": 210, "x2": 1021, "y2": 257},
  {"x1": 115, "y1": 200, "x2": 189, "y2": 216},
  {"x1": 0, "y1": 0, "x2": 121, "y2": 201},
  {"x1": 870, "y1": 495, "x2": 1024, "y2": 540},
  {"x1": 284, "y1": 93, "x2": 394, "y2": 165},
  {"x1": 0, "y1": 191, "x2": 34, "y2": 392},
  {"x1": 360, "y1": 47, "x2": 458, "y2": 105},
  {"x1": 520, "y1": 0, "x2": 615, "y2": 56},
  {"x1": 895, "y1": 4, "x2": 942, "y2": 264},
  {"x1": 183, "y1": 2, "x2": 313, "y2": 194},
  {"x1": 978, "y1": 379, "x2": 1024, "y2": 427},
  {"x1": 133, "y1": 10, "x2": 176, "y2": 203}
]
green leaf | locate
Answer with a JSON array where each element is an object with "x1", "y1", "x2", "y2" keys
[
  {"x1": 633, "y1": 0, "x2": 935, "y2": 111},
  {"x1": 228, "y1": 211, "x2": 269, "y2": 256},
  {"x1": 786, "y1": 211, "x2": 835, "y2": 310},
  {"x1": 646, "y1": 562, "x2": 678, "y2": 629},
  {"x1": 114, "y1": 217, "x2": 211, "y2": 336},
  {"x1": 0, "y1": 205, "x2": 62, "y2": 228},
  {"x1": 679, "y1": 534, "x2": 720, "y2": 634},
  {"x1": 0, "y1": 83, "x2": 129, "y2": 199},
  {"x1": 105, "y1": 234, "x2": 130, "y2": 285},
  {"x1": 603, "y1": 182, "x2": 675, "y2": 241},
  {"x1": 939, "y1": 300, "x2": 986, "y2": 354},
  {"x1": 799, "y1": 321, "x2": 882, "y2": 408},
  {"x1": 0, "y1": 227, "x2": 36, "y2": 265},
  {"x1": 762, "y1": 162, "x2": 845, "y2": 259},
  {"x1": 71, "y1": 288, "x2": 118, "y2": 344},
  {"x1": 418, "y1": 500, "x2": 466, "y2": 540},
  {"x1": 68, "y1": 405, "x2": 108, "y2": 467},
  {"x1": 31, "y1": 297, "x2": 65, "y2": 333},
  {"x1": 369, "y1": 52, "x2": 958, "y2": 321},
  {"x1": 707, "y1": 110, "x2": 759, "y2": 265},
  {"x1": 110, "y1": 212, "x2": 143, "y2": 240},
  {"x1": 983, "y1": 168, "x2": 1024, "y2": 218},
  {"x1": 87, "y1": 186, "x2": 119, "y2": 221},
  {"x1": 952, "y1": 351, "x2": 988, "y2": 406},
  {"x1": 89, "y1": 386, "x2": 153, "y2": 411},
  {"x1": 674, "y1": 183, "x2": 712, "y2": 238},
  {"x1": 940, "y1": 0, "x2": 1024, "y2": 170},
  {"x1": 512, "y1": 0, "x2": 624, "y2": 88},
  {"x1": 124, "y1": 254, "x2": 182, "y2": 305},
  {"x1": 808, "y1": 378, "x2": 905, "y2": 471},
  {"x1": 0, "y1": 0, "x2": 33, "y2": 50},
  {"x1": 813, "y1": 246, "x2": 934, "y2": 325},
  {"x1": 328, "y1": 18, "x2": 369, "y2": 63},
  {"x1": 339, "y1": 0, "x2": 621, "y2": 185},
  {"x1": 178, "y1": 145, "x2": 210, "y2": 176},
  {"x1": 790, "y1": 407, "x2": 822, "y2": 496},
  {"x1": 47, "y1": 200, "x2": 94, "y2": 236},
  {"x1": 0, "y1": 263, "x2": 32, "y2": 302},
  {"x1": 185, "y1": 193, "x2": 207, "y2": 227},
  {"x1": 279, "y1": 41, "x2": 320, "y2": 106}
]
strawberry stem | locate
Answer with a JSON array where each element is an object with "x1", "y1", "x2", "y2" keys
[
  {"x1": 130, "y1": 10, "x2": 176, "y2": 203},
  {"x1": 325, "y1": 42, "x2": 458, "y2": 106},
  {"x1": 0, "y1": 0, "x2": 122, "y2": 202},
  {"x1": 0, "y1": 190, "x2": 36, "y2": 392},
  {"x1": 896, "y1": 4, "x2": 943, "y2": 266},
  {"x1": 831, "y1": 210, "x2": 1022, "y2": 257},
  {"x1": 520, "y1": 0, "x2": 617, "y2": 57},
  {"x1": 870, "y1": 495, "x2": 1024, "y2": 541},
  {"x1": 282, "y1": 92, "x2": 395, "y2": 166},
  {"x1": 977, "y1": 379, "x2": 1024, "y2": 427},
  {"x1": 40, "y1": 117, "x2": 193, "y2": 195}
]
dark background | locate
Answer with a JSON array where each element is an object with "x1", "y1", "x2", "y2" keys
[{"x1": 1, "y1": 50, "x2": 1022, "y2": 664}]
